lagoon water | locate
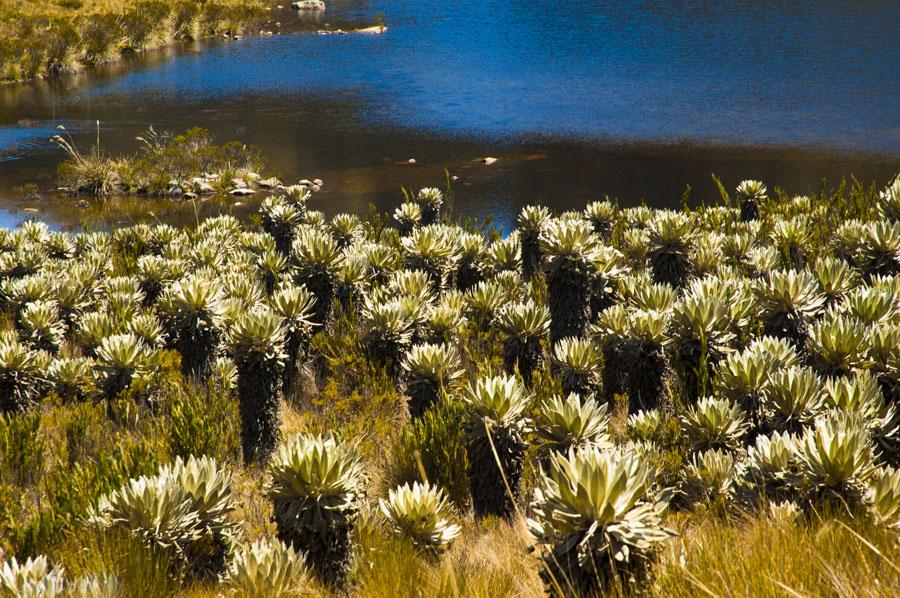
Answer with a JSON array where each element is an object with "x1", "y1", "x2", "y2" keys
[{"x1": 0, "y1": 0, "x2": 897, "y2": 230}]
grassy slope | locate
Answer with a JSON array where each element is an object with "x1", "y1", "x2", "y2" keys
[
  {"x1": 0, "y1": 0, "x2": 269, "y2": 83},
  {"x1": 0, "y1": 0, "x2": 268, "y2": 24},
  {"x1": 3, "y1": 1, "x2": 172, "y2": 18},
  {"x1": 18, "y1": 397, "x2": 897, "y2": 598}
]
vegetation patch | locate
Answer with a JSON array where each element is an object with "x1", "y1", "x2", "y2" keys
[
  {"x1": 0, "y1": 0, "x2": 269, "y2": 84},
  {"x1": 1, "y1": 169, "x2": 899, "y2": 596},
  {"x1": 52, "y1": 125, "x2": 270, "y2": 198}
]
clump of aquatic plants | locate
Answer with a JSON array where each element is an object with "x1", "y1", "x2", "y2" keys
[
  {"x1": 0, "y1": 172, "x2": 899, "y2": 597},
  {"x1": 53, "y1": 125, "x2": 267, "y2": 198}
]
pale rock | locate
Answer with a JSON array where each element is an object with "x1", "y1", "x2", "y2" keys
[
  {"x1": 258, "y1": 177, "x2": 283, "y2": 189},
  {"x1": 292, "y1": 1, "x2": 325, "y2": 10},
  {"x1": 356, "y1": 25, "x2": 387, "y2": 34}
]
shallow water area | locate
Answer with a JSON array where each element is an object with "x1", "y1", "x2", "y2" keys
[{"x1": 0, "y1": 0, "x2": 897, "y2": 230}]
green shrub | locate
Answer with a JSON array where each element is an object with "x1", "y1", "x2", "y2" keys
[
  {"x1": 166, "y1": 381, "x2": 239, "y2": 462},
  {"x1": 392, "y1": 399, "x2": 470, "y2": 510},
  {"x1": 60, "y1": 400, "x2": 108, "y2": 468},
  {"x1": 3, "y1": 435, "x2": 161, "y2": 558},
  {"x1": 0, "y1": 411, "x2": 43, "y2": 487}
]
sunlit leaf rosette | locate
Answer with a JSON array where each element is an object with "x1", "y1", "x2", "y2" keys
[{"x1": 528, "y1": 446, "x2": 674, "y2": 593}]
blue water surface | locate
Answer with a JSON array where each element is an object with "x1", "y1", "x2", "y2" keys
[
  {"x1": 75, "y1": 0, "x2": 899, "y2": 151},
  {"x1": 0, "y1": 1, "x2": 897, "y2": 229}
]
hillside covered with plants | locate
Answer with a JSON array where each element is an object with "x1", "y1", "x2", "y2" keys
[
  {"x1": 1, "y1": 174, "x2": 900, "y2": 597},
  {"x1": 0, "y1": 0, "x2": 268, "y2": 83}
]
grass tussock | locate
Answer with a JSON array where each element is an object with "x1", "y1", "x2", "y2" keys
[
  {"x1": 0, "y1": 0, "x2": 269, "y2": 83},
  {"x1": 654, "y1": 511, "x2": 900, "y2": 597},
  {"x1": 1, "y1": 163, "x2": 900, "y2": 596},
  {"x1": 354, "y1": 516, "x2": 544, "y2": 598}
]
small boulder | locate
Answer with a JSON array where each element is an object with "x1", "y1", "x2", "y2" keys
[
  {"x1": 292, "y1": 1, "x2": 325, "y2": 10},
  {"x1": 481, "y1": 157, "x2": 498, "y2": 165},
  {"x1": 258, "y1": 177, "x2": 283, "y2": 189},
  {"x1": 230, "y1": 188, "x2": 255, "y2": 196}
]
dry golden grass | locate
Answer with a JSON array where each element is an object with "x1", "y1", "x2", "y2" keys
[
  {"x1": 0, "y1": 0, "x2": 258, "y2": 19},
  {"x1": 651, "y1": 510, "x2": 900, "y2": 598},
  {"x1": 352, "y1": 516, "x2": 544, "y2": 598},
  {"x1": 0, "y1": 0, "x2": 269, "y2": 82}
]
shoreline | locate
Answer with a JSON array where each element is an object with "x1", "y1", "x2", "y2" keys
[
  {"x1": 0, "y1": 0, "x2": 271, "y2": 86},
  {"x1": 0, "y1": 1, "x2": 388, "y2": 87},
  {"x1": 1, "y1": 125, "x2": 896, "y2": 233}
]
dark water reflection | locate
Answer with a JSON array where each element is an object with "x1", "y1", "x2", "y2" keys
[{"x1": 0, "y1": 0, "x2": 897, "y2": 230}]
